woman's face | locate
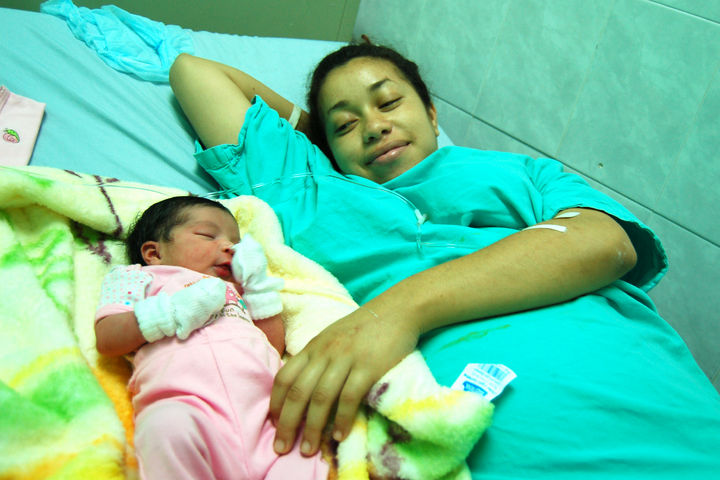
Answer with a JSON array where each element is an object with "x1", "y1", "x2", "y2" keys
[{"x1": 318, "y1": 57, "x2": 439, "y2": 184}]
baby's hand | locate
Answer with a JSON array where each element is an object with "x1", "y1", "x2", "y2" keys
[
  {"x1": 135, "y1": 277, "x2": 227, "y2": 342},
  {"x1": 232, "y1": 233, "x2": 283, "y2": 320},
  {"x1": 174, "y1": 277, "x2": 228, "y2": 340},
  {"x1": 232, "y1": 233, "x2": 268, "y2": 284}
]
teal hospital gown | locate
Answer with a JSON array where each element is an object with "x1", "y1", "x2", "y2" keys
[{"x1": 197, "y1": 97, "x2": 720, "y2": 479}]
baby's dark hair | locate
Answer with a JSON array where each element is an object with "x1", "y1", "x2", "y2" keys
[
  {"x1": 307, "y1": 43, "x2": 432, "y2": 166},
  {"x1": 125, "y1": 196, "x2": 233, "y2": 265}
]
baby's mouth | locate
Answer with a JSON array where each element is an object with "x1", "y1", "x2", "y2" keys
[{"x1": 214, "y1": 264, "x2": 232, "y2": 279}]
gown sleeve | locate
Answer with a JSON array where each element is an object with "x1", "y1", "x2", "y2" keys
[
  {"x1": 194, "y1": 96, "x2": 334, "y2": 200},
  {"x1": 528, "y1": 156, "x2": 668, "y2": 291}
]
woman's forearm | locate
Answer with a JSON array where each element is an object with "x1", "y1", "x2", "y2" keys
[
  {"x1": 268, "y1": 207, "x2": 635, "y2": 457},
  {"x1": 169, "y1": 53, "x2": 309, "y2": 148},
  {"x1": 364, "y1": 208, "x2": 637, "y2": 335}
]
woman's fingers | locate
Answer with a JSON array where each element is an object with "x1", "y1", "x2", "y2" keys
[
  {"x1": 270, "y1": 308, "x2": 420, "y2": 456},
  {"x1": 270, "y1": 353, "x2": 325, "y2": 454},
  {"x1": 296, "y1": 358, "x2": 353, "y2": 455},
  {"x1": 269, "y1": 352, "x2": 307, "y2": 422},
  {"x1": 330, "y1": 370, "x2": 373, "y2": 443}
]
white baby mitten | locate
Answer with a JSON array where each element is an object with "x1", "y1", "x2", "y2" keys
[
  {"x1": 232, "y1": 233, "x2": 284, "y2": 320},
  {"x1": 135, "y1": 277, "x2": 227, "y2": 341}
]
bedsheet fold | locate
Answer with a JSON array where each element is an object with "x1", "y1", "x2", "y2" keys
[
  {"x1": 40, "y1": 0, "x2": 193, "y2": 83},
  {"x1": 0, "y1": 165, "x2": 492, "y2": 479}
]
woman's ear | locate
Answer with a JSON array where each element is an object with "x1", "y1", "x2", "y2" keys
[
  {"x1": 428, "y1": 103, "x2": 439, "y2": 137},
  {"x1": 141, "y1": 241, "x2": 163, "y2": 265}
]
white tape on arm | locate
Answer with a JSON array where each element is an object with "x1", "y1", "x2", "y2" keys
[
  {"x1": 523, "y1": 224, "x2": 568, "y2": 233},
  {"x1": 288, "y1": 104, "x2": 301, "y2": 128},
  {"x1": 554, "y1": 211, "x2": 580, "y2": 219}
]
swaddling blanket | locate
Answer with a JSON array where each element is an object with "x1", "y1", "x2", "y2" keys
[{"x1": 0, "y1": 165, "x2": 492, "y2": 479}]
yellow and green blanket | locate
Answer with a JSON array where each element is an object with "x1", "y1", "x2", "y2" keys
[{"x1": 0, "y1": 165, "x2": 492, "y2": 480}]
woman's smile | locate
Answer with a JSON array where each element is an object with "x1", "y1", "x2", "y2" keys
[
  {"x1": 319, "y1": 57, "x2": 439, "y2": 183},
  {"x1": 368, "y1": 141, "x2": 410, "y2": 165}
]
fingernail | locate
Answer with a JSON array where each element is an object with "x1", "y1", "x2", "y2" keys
[
  {"x1": 333, "y1": 430, "x2": 343, "y2": 442},
  {"x1": 301, "y1": 440, "x2": 311, "y2": 455},
  {"x1": 274, "y1": 439, "x2": 285, "y2": 453}
]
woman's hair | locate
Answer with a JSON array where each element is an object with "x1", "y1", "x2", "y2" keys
[
  {"x1": 125, "y1": 196, "x2": 233, "y2": 265},
  {"x1": 307, "y1": 43, "x2": 432, "y2": 165}
]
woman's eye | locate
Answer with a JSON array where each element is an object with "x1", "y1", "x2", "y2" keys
[
  {"x1": 335, "y1": 120, "x2": 354, "y2": 134},
  {"x1": 380, "y1": 98, "x2": 401, "y2": 109}
]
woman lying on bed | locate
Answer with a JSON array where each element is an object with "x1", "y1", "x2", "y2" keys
[{"x1": 169, "y1": 44, "x2": 720, "y2": 477}]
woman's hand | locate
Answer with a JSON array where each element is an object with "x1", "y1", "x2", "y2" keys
[
  {"x1": 269, "y1": 207, "x2": 637, "y2": 457},
  {"x1": 269, "y1": 307, "x2": 419, "y2": 456}
]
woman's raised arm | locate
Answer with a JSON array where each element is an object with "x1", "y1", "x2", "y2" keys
[{"x1": 169, "y1": 53, "x2": 308, "y2": 148}]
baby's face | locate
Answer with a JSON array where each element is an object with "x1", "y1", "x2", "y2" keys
[{"x1": 153, "y1": 205, "x2": 240, "y2": 281}]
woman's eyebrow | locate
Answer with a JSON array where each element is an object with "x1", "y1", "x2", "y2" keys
[
  {"x1": 368, "y1": 78, "x2": 392, "y2": 93},
  {"x1": 326, "y1": 78, "x2": 393, "y2": 115}
]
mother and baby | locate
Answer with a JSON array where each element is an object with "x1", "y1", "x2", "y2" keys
[{"x1": 95, "y1": 41, "x2": 720, "y2": 479}]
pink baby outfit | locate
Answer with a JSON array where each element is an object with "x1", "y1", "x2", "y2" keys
[
  {"x1": 96, "y1": 265, "x2": 328, "y2": 480},
  {"x1": 0, "y1": 86, "x2": 45, "y2": 166}
]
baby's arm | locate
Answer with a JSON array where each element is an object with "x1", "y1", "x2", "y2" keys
[
  {"x1": 95, "y1": 266, "x2": 227, "y2": 356},
  {"x1": 95, "y1": 312, "x2": 147, "y2": 357},
  {"x1": 95, "y1": 266, "x2": 155, "y2": 357},
  {"x1": 255, "y1": 313, "x2": 286, "y2": 356}
]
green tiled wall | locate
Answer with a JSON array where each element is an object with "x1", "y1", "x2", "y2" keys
[{"x1": 355, "y1": 0, "x2": 720, "y2": 390}]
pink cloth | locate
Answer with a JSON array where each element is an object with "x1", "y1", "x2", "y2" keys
[
  {"x1": 96, "y1": 265, "x2": 329, "y2": 480},
  {"x1": 96, "y1": 265, "x2": 245, "y2": 320},
  {"x1": 0, "y1": 86, "x2": 45, "y2": 166}
]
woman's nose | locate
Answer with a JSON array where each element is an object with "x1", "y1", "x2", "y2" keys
[{"x1": 363, "y1": 114, "x2": 392, "y2": 143}]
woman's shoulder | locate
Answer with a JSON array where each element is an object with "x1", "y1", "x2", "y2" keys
[
  {"x1": 419, "y1": 146, "x2": 539, "y2": 175},
  {"x1": 433, "y1": 145, "x2": 535, "y2": 162}
]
